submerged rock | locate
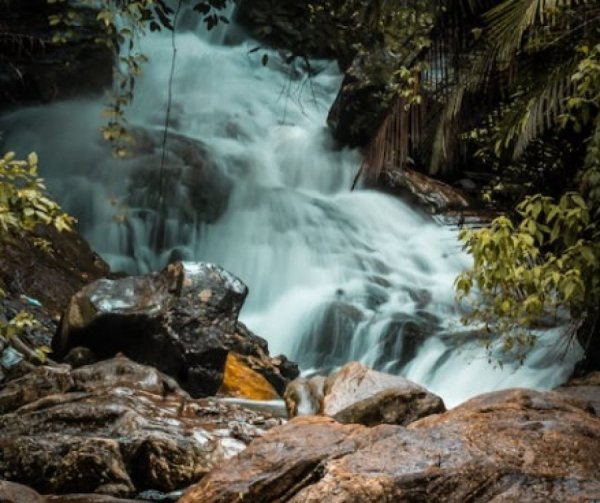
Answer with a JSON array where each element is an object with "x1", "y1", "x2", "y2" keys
[
  {"x1": 181, "y1": 387, "x2": 600, "y2": 502},
  {"x1": 0, "y1": 356, "x2": 283, "y2": 497},
  {"x1": 294, "y1": 301, "x2": 365, "y2": 372},
  {"x1": 53, "y1": 262, "x2": 297, "y2": 397},
  {"x1": 284, "y1": 362, "x2": 445, "y2": 426}
]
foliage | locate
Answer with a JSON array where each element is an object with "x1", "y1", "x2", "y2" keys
[
  {"x1": 0, "y1": 310, "x2": 51, "y2": 364},
  {"x1": 452, "y1": 26, "x2": 600, "y2": 364},
  {"x1": 0, "y1": 151, "x2": 74, "y2": 234},
  {"x1": 456, "y1": 193, "x2": 599, "y2": 363}
]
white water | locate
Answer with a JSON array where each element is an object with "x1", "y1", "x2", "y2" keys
[{"x1": 0, "y1": 12, "x2": 581, "y2": 406}]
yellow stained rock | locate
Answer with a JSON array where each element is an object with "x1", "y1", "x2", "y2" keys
[{"x1": 220, "y1": 352, "x2": 278, "y2": 400}]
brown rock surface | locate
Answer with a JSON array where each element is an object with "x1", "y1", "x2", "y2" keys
[
  {"x1": 0, "y1": 356, "x2": 283, "y2": 497},
  {"x1": 0, "y1": 481, "x2": 144, "y2": 503},
  {"x1": 219, "y1": 352, "x2": 278, "y2": 401},
  {"x1": 0, "y1": 226, "x2": 109, "y2": 320},
  {"x1": 0, "y1": 224, "x2": 109, "y2": 382},
  {"x1": 0, "y1": 481, "x2": 46, "y2": 503},
  {"x1": 555, "y1": 371, "x2": 600, "y2": 416},
  {"x1": 181, "y1": 387, "x2": 600, "y2": 502},
  {"x1": 379, "y1": 168, "x2": 470, "y2": 214},
  {"x1": 285, "y1": 362, "x2": 445, "y2": 426}
]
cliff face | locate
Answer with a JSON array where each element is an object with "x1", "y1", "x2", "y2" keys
[{"x1": 0, "y1": 0, "x2": 112, "y2": 111}]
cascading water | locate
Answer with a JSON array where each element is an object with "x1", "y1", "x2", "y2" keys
[{"x1": 0, "y1": 10, "x2": 581, "y2": 406}]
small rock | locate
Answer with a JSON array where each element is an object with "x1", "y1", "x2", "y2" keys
[{"x1": 285, "y1": 362, "x2": 445, "y2": 426}]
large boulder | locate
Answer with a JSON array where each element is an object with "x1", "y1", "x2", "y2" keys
[
  {"x1": 284, "y1": 362, "x2": 445, "y2": 426},
  {"x1": 180, "y1": 387, "x2": 600, "y2": 502},
  {"x1": 327, "y1": 50, "x2": 401, "y2": 147},
  {"x1": 0, "y1": 356, "x2": 283, "y2": 497},
  {"x1": 52, "y1": 262, "x2": 298, "y2": 397}
]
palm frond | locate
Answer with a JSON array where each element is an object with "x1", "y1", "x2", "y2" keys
[{"x1": 510, "y1": 65, "x2": 573, "y2": 159}]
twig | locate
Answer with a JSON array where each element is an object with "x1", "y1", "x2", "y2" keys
[{"x1": 158, "y1": 0, "x2": 183, "y2": 210}]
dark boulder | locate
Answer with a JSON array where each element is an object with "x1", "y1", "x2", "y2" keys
[
  {"x1": 52, "y1": 262, "x2": 297, "y2": 397},
  {"x1": 327, "y1": 50, "x2": 402, "y2": 147},
  {"x1": 0, "y1": 356, "x2": 283, "y2": 497}
]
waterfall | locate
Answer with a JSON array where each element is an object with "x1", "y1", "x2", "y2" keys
[{"x1": 0, "y1": 12, "x2": 581, "y2": 406}]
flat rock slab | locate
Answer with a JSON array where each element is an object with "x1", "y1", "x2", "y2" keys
[
  {"x1": 0, "y1": 356, "x2": 283, "y2": 497},
  {"x1": 181, "y1": 387, "x2": 600, "y2": 502}
]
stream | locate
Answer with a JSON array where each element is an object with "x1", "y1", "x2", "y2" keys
[{"x1": 0, "y1": 7, "x2": 581, "y2": 406}]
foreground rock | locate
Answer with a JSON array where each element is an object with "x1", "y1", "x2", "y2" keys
[
  {"x1": 181, "y1": 387, "x2": 600, "y2": 502},
  {"x1": 0, "y1": 356, "x2": 283, "y2": 497},
  {"x1": 0, "y1": 481, "x2": 143, "y2": 503},
  {"x1": 285, "y1": 362, "x2": 445, "y2": 426},
  {"x1": 53, "y1": 262, "x2": 298, "y2": 397}
]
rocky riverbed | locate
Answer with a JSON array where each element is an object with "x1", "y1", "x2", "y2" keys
[{"x1": 0, "y1": 218, "x2": 599, "y2": 503}]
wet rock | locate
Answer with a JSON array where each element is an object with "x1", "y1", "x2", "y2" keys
[
  {"x1": 180, "y1": 388, "x2": 600, "y2": 502},
  {"x1": 0, "y1": 224, "x2": 109, "y2": 343},
  {"x1": 0, "y1": 364, "x2": 73, "y2": 414},
  {"x1": 53, "y1": 262, "x2": 296, "y2": 397},
  {"x1": 555, "y1": 371, "x2": 600, "y2": 416},
  {"x1": 0, "y1": 481, "x2": 146, "y2": 503},
  {"x1": 48, "y1": 496, "x2": 145, "y2": 503},
  {"x1": 219, "y1": 352, "x2": 278, "y2": 400},
  {"x1": 63, "y1": 346, "x2": 97, "y2": 368},
  {"x1": 378, "y1": 167, "x2": 470, "y2": 214},
  {"x1": 135, "y1": 489, "x2": 182, "y2": 502},
  {"x1": 0, "y1": 356, "x2": 283, "y2": 497},
  {"x1": 0, "y1": 480, "x2": 46, "y2": 503},
  {"x1": 285, "y1": 362, "x2": 445, "y2": 426}
]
